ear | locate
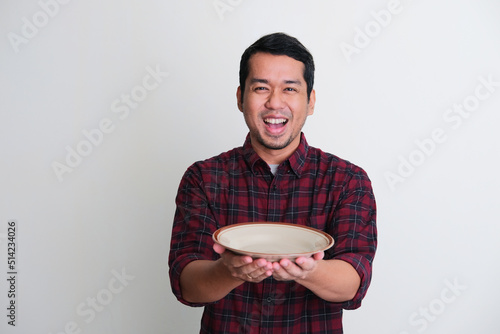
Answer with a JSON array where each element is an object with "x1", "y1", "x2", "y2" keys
[
  {"x1": 307, "y1": 89, "x2": 316, "y2": 116},
  {"x1": 236, "y1": 86, "x2": 243, "y2": 112}
]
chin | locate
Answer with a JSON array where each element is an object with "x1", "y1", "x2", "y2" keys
[{"x1": 261, "y1": 139, "x2": 290, "y2": 151}]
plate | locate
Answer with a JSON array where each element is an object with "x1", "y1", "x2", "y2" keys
[{"x1": 212, "y1": 222, "x2": 334, "y2": 261}]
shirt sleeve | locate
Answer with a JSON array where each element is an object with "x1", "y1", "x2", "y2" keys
[
  {"x1": 168, "y1": 163, "x2": 218, "y2": 307},
  {"x1": 327, "y1": 167, "x2": 377, "y2": 310}
]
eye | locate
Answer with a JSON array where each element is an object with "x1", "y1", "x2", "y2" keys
[
  {"x1": 284, "y1": 87, "x2": 297, "y2": 92},
  {"x1": 253, "y1": 86, "x2": 269, "y2": 92}
]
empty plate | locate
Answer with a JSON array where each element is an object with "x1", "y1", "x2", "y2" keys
[{"x1": 212, "y1": 222, "x2": 334, "y2": 261}]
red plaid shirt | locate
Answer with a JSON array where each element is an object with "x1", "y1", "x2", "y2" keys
[{"x1": 169, "y1": 133, "x2": 377, "y2": 334}]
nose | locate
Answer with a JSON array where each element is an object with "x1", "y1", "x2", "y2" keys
[{"x1": 264, "y1": 89, "x2": 285, "y2": 110}]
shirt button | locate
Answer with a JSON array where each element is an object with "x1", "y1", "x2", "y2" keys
[{"x1": 266, "y1": 297, "x2": 273, "y2": 303}]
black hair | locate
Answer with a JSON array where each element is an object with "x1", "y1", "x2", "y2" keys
[{"x1": 239, "y1": 32, "x2": 315, "y2": 102}]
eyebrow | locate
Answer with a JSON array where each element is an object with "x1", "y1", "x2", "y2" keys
[{"x1": 250, "y1": 78, "x2": 302, "y2": 85}]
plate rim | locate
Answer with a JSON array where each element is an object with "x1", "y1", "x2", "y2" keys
[{"x1": 212, "y1": 222, "x2": 334, "y2": 258}]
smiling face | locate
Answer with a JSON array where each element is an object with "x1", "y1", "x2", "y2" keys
[{"x1": 237, "y1": 53, "x2": 316, "y2": 164}]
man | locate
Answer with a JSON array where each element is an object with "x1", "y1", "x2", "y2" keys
[{"x1": 169, "y1": 32, "x2": 377, "y2": 333}]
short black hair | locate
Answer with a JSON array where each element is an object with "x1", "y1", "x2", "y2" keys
[{"x1": 239, "y1": 32, "x2": 315, "y2": 102}]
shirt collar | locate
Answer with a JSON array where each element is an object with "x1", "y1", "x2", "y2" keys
[{"x1": 242, "y1": 133, "x2": 309, "y2": 177}]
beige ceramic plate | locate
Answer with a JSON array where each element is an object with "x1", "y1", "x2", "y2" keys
[{"x1": 212, "y1": 222, "x2": 334, "y2": 261}]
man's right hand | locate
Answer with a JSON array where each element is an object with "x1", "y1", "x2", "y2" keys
[{"x1": 213, "y1": 243, "x2": 273, "y2": 282}]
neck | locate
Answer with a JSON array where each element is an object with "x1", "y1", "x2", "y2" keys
[{"x1": 250, "y1": 136, "x2": 300, "y2": 165}]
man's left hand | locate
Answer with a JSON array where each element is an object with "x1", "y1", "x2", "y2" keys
[{"x1": 272, "y1": 252, "x2": 324, "y2": 281}]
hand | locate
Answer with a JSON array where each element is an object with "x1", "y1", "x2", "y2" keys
[
  {"x1": 271, "y1": 251, "x2": 324, "y2": 281},
  {"x1": 213, "y1": 243, "x2": 273, "y2": 282}
]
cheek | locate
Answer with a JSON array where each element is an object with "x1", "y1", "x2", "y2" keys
[
  {"x1": 243, "y1": 102, "x2": 262, "y2": 118},
  {"x1": 242, "y1": 111, "x2": 259, "y2": 128}
]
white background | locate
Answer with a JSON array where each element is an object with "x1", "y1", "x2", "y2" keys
[{"x1": 1, "y1": 0, "x2": 500, "y2": 333}]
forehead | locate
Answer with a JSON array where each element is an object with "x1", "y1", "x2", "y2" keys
[{"x1": 247, "y1": 53, "x2": 305, "y2": 82}]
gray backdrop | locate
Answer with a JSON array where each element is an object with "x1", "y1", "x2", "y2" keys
[{"x1": 1, "y1": 0, "x2": 499, "y2": 333}]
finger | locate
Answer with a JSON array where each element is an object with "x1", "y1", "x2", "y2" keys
[
  {"x1": 272, "y1": 267, "x2": 297, "y2": 281},
  {"x1": 257, "y1": 269, "x2": 273, "y2": 280},
  {"x1": 272, "y1": 258, "x2": 298, "y2": 280},
  {"x1": 245, "y1": 258, "x2": 272, "y2": 273},
  {"x1": 279, "y1": 258, "x2": 292, "y2": 269},
  {"x1": 224, "y1": 252, "x2": 253, "y2": 268},
  {"x1": 254, "y1": 258, "x2": 270, "y2": 268},
  {"x1": 313, "y1": 251, "x2": 324, "y2": 261},
  {"x1": 272, "y1": 264, "x2": 291, "y2": 281},
  {"x1": 296, "y1": 252, "x2": 323, "y2": 270},
  {"x1": 295, "y1": 256, "x2": 315, "y2": 270},
  {"x1": 213, "y1": 244, "x2": 256, "y2": 268},
  {"x1": 213, "y1": 243, "x2": 226, "y2": 254},
  {"x1": 246, "y1": 267, "x2": 273, "y2": 282},
  {"x1": 244, "y1": 259, "x2": 272, "y2": 277}
]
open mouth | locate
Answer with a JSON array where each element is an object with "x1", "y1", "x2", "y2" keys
[{"x1": 264, "y1": 118, "x2": 288, "y2": 128}]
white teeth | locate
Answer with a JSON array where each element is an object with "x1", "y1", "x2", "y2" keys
[{"x1": 264, "y1": 118, "x2": 287, "y2": 124}]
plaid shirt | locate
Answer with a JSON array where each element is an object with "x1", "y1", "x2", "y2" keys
[{"x1": 169, "y1": 133, "x2": 377, "y2": 334}]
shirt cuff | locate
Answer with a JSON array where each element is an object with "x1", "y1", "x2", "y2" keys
[
  {"x1": 169, "y1": 253, "x2": 212, "y2": 307},
  {"x1": 333, "y1": 252, "x2": 373, "y2": 310}
]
